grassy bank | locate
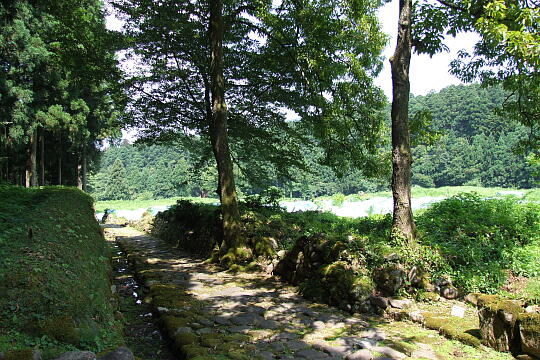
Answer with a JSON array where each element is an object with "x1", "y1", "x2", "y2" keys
[{"x1": 0, "y1": 186, "x2": 123, "y2": 358}]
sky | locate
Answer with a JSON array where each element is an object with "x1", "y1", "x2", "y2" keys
[{"x1": 375, "y1": 1, "x2": 479, "y2": 97}]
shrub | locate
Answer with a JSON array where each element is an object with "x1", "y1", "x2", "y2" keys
[
  {"x1": 417, "y1": 193, "x2": 540, "y2": 293},
  {"x1": 331, "y1": 193, "x2": 346, "y2": 206}
]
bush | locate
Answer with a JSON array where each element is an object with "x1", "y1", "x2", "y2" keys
[
  {"x1": 417, "y1": 193, "x2": 540, "y2": 293},
  {"x1": 331, "y1": 193, "x2": 346, "y2": 207}
]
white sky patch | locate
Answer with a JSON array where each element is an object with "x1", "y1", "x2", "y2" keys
[{"x1": 375, "y1": 0, "x2": 480, "y2": 97}]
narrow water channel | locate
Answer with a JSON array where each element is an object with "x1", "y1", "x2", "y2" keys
[{"x1": 109, "y1": 239, "x2": 177, "y2": 359}]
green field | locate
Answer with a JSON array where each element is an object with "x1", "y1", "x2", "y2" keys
[{"x1": 94, "y1": 186, "x2": 540, "y2": 212}]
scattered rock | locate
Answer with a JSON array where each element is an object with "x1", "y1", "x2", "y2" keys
[
  {"x1": 370, "y1": 295, "x2": 388, "y2": 310},
  {"x1": 312, "y1": 340, "x2": 349, "y2": 357},
  {"x1": 525, "y1": 306, "x2": 540, "y2": 314},
  {"x1": 407, "y1": 311, "x2": 425, "y2": 323},
  {"x1": 97, "y1": 347, "x2": 134, "y2": 360},
  {"x1": 346, "y1": 349, "x2": 373, "y2": 360},
  {"x1": 295, "y1": 348, "x2": 329, "y2": 359},
  {"x1": 440, "y1": 285, "x2": 459, "y2": 299},
  {"x1": 371, "y1": 346, "x2": 406, "y2": 359},
  {"x1": 285, "y1": 340, "x2": 309, "y2": 351},
  {"x1": 259, "y1": 351, "x2": 275, "y2": 360},
  {"x1": 55, "y1": 351, "x2": 96, "y2": 360},
  {"x1": 388, "y1": 298, "x2": 412, "y2": 309}
]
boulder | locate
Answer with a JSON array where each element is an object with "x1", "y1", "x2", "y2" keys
[
  {"x1": 369, "y1": 295, "x2": 388, "y2": 310},
  {"x1": 373, "y1": 265, "x2": 406, "y2": 296},
  {"x1": 477, "y1": 295, "x2": 522, "y2": 353},
  {"x1": 97, "y1": 347, "x2": 134, "y2": 360},
  {"x1": 440, "y1": 285, "x2": 459, "y2": 299},
  {"x1": 389, "y1": 298, "x2": 413, "y2": 309},
  {"x1": 519, "y1": 313, "x2": 540, "y2": 359},
  {"x1": 55, "y1": 352, "x2": 96, "y2": 360}
]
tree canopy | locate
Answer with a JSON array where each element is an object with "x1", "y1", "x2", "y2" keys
[{"x1": 0, "y1": 0, "x2": 124, "y2": 187}]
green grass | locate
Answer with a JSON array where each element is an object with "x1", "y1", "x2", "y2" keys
[
  {"x1": 94, "y1": 196, "x2": 218, "y2": 212},
  {"x1": 344, "y1": 185, "x2": 535, "y2": 201},
  {"x1": 0, "y1": 186, "x2": 124, "y2": 358}
]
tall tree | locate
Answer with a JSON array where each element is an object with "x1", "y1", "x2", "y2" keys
[
  {"x1": 208, "y1": 0, "x2": 242, "y2": 260},
  {"x1": 390, "y1": 0, "x2": 415, "y2": 240},
  {"x1": 389, "y1": 0, "x2": 538, "y2": 239},
  {"x1": 114, "y1": 0, "x2": 387, "y2": 262}
]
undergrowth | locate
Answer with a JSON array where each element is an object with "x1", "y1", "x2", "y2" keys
[{"x1": 147, "y1": 192, "x2": 540, "y2": 303}]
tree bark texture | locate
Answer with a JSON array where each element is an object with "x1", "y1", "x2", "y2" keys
[
  {"x1": 390, "y1": 0, "x2": 416, "y2": 240},
  {"x1": 40, "y1": 130, "x2": 45, "y2": 186},
  {"x1": 25, "y1": 129, "x2": 37, "y2": 187},
  {"x1": 208, "y1": 0, "x2": 242, "y2": 253}
]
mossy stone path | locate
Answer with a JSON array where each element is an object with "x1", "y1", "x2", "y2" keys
[{"x1": 103, "y1": 225, "x2": 513, "y2": 360}]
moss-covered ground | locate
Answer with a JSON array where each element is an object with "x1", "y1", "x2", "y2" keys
[{"x1": 0, "y1": 186, "x2": 123, "y2": 358}]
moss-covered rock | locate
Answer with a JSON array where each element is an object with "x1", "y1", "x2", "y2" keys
[
  {"x1": 477, "y1": 295, "x2": 523, "y2": 353},
  {"x1": 373, "y1": 264, "x2": 406, "y2": 296},
  {"x1": 519, "y1": 313, "x2": 540, "y2": 358},
  {"x1": 423, "y1": 313, "x2": 482, "y2": 347}
]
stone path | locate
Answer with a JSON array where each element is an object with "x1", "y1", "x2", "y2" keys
[{"x1": 102, "y1": 225, "x2": 510, "y2": 360}]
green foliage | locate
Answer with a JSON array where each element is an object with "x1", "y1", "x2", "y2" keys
[
  {"x1": 417, "y1": 193, "x2": 540, "y2": 293},
  {"x1": 0, "y1": 0, "x2": 124, "y2": 187},
  {"x1": 0, "y1": 186, "x2": 123, "y2": 356},
  {"x1": 410, "y1": 84, "x2": 537, "y2": 188},
  {"x1": 331, "y1": 193, "x2": 346, "y2": 207}
]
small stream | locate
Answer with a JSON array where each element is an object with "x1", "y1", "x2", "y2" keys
[{"x1": 109, "y1": 239, "x2": 177, "y2": 359}]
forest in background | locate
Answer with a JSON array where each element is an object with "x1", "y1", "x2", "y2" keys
[
  {"x1": 90, "y1": 84, "x2": 538, "y2": 201},
  {"x1": 0, "y1": 1, "x2": 124, "y2": 188}
]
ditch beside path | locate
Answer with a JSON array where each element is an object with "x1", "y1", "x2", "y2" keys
[{"x1": 102, "y1": 225, "x2": 512, "y2": 360}]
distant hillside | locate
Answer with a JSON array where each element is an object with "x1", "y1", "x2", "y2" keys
[{"x1": 89, "y1": 84, "x2": 537, "y2": 201}]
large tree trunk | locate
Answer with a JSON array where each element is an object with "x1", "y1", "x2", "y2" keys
[
  {"x1": 208, "y1": 0, "x2": 243, "y2": 262},
  {"x1": 25, "y1": 129, "x2": 38, "y2": 187},
  {"x1": 40, "y1": 130, "x2": 45, "y2": 186},
  {"x1": 58, "y1": 134, "x2": 62, "y2": 185},
  {"x1": 390, "y1": 0, "x2": 416, "y2": 240}
]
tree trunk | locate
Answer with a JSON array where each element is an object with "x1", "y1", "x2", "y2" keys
[
  {"x1": 82, "y1": 150, "x2": 87, "y2": 191},
  {"x1": 58, "y1": 134, "x2": 62, "y2": 185},
  {"x1": 390, "y1": 0, "x2": 416, "y2": 241},
  {"x1": 40, "y1": 130, "x2": 45, "y2": 186},
  {"x1": 208, "y1": 0, "x2": 242, "y2": 261},
  {"x1": 25, "y1": 129, "x2": 38, "y2": 187}
]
